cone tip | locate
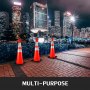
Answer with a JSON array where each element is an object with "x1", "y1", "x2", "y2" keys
[
  {"x1": 17, "y1": 39, "x2": 22, "y2": 43},
  {"x1": 52, "y1": 38, "x2": 54, "y2": 41}
]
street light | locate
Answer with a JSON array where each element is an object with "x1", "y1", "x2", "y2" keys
[
  {"x1": 66, "y1": 11, "x2": 72, "y2": 16},
  {"x1": 13, "y1": 1, "x2": 22, "y2": 6},
  {"x1": 70, "y1": 16, "x2": 75, "y2": 23},
  {"x1": 70, "y1": 16, "x2": 75, "y2": 44}
]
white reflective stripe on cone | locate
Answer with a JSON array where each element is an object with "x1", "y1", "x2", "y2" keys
[
  {"x1": 51, "y1": 46, "x2": 54, "y2": 48},
  {"x1": 35, "y1": 48, "x2": 39, "y2": 51},
  {"x1": 18, "y1": 43, "x2": 21, "y2": 47},
  {"x1": 35, "y1": 42, "x2": 38, "y2": 46},
  {"x1": 18, "y1": 49, "x2": 22, "y2": 52}
]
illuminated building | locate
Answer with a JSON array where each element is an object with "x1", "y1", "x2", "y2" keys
[
  {"x1": 86, "y1": 27, "x2": 90, "y2": 38},
  {"x1": 22, "y1": 12, "x2": 30, "y2": 34},
  {"x1": 30, "y1": 2, "x2": 48, "y2": 35},
  {"x1": 48, "y1": 20, "x2": 51, "y2": 28},
  {"x1": 0, "y1": 12, "x2": 9, "y2": 39},
  {"x1": 12, "y1": 1, "x2": 22, "y2": 37},
  {"x1": 63, "y1": 11, "x2": 73, "y2": 37},
  {"x1": 49, "y1": 26, "x2": 61, "y2": 37},
  {"x1": 49, "y1": 11, "x2": 61, "y2": 37},
  {"x1": 54, "y1": 11, "x2": 60, "y2": 27},
  {"x1": 73, "y1": 27, "x2": 80, "y2": 38},
  {"x1": 80, "y1": 28, "x2": 86, "y2": 38},
  {"x1": 80, "y1": 27, "x2": 90, "y2": 38}
]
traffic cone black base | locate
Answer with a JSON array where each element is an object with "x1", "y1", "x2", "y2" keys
[
  {"x1": 31, "y1": 59, "x2": 42, "y2": 62},
  {"x1": 15, "y1": 62, "x2": 26, "y2": 65},
  {"x1": 48, "y1": 56, "x2": 57, "y2": 59}
]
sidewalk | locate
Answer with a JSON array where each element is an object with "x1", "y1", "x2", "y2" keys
[{"x1": 0, "y1": 48, "x2": 90, "y2": 77}]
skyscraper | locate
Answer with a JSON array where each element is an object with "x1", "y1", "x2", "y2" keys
[
  {"x1": 30, "y1": 2, "x2": 48, "y2": 34},
  {"x1": 63, "y1": 11, "x2": 72, "y2": 37},
  {"x1": 0, "y1": 12, "x2": 9, "y2": 39},
  {"x1": 73, "y1": 27, "x2": 80, "y2": 38},
  {"x1": 49, "y1": 10, "x2": 61, "y2": 37},
  {"x1": 48, "y1": 20, "x2": 51, "y2": 28},
  {"x1": 54, "y1": 11, "x2": 60, "y2": 27},
  {"x1": 86, "y1": 27, "x2": 90, "y2": 38},
  {"x1": 80, "y1": 28, "x2": 86, "y2": 38},
  {"x1": 12, "y1": 2, "x2": 21, "y2": 37},
  {"x1": 22, "y1": 12, "x2": 30, "y2": 34}
]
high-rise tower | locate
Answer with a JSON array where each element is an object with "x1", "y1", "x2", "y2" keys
[
  {"x1": 12, "y1": 1, "x2": 22, "y2": 38},
  {"x1": 54, "y1": 11, "x2": 60, "y2": 27},
  {"x1": 30, "y1": 2, "x2": 48, "y2": 34},
  {"x1": 63, "y1": 11, "x2": 72, "y2": 37}
]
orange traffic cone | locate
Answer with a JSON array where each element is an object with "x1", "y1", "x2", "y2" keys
[
  {"x1": 16, "y1": 39, "x2": 24, "y2": 65},
  {"x1": 48, "y1": 38, "x2": 57, "y2": 59},
  {"x1": 34, "y1": 38, "x2": 40, "y2": 62}
]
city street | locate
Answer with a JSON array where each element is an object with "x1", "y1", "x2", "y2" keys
[{"x1": 0, "y1": 48, "x2": 90, "y2": 77}]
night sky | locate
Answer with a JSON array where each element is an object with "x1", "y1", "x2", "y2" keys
[{"x1": 0, "y1": 0, "x2": 90, "y2": 29}]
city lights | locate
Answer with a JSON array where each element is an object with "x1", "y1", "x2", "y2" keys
[
  {"x1": 66, "y1": 11, "x2": 72, "y2": 16},
  {"x1": 47, "y1": 16, "x2": 49, "y2": 19},
  {"x1": 38, "y1": 38, "x2": 44, "y2": 43},
  {"x1": 70, "y1": 16, "x2": 75, "y2": 22},
  {"x1": 31, "y1": 28, "x2": 47, "y2": 33},
  {"x1": 42, "y1": 7, "x2": 45, "y2": 10},
  {"x1": 13, "y1": 2, "x2": 21, "y2": 6}
]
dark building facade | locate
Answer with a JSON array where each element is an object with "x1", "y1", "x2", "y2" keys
[
  {"x1": 0, "y1": 12, "x2": 9, "y2": 39},
  {"x1": 22, "y1": 12, "x2": 30, "y2": 34}
]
